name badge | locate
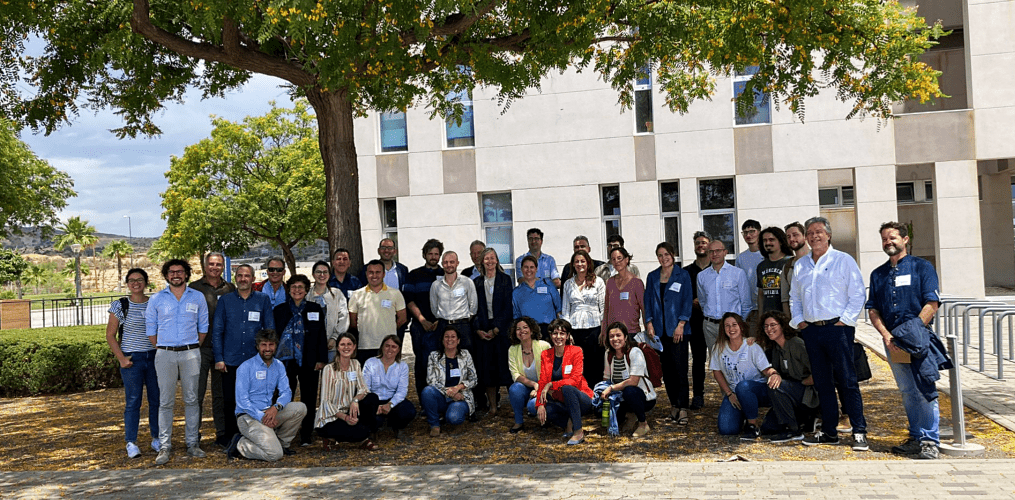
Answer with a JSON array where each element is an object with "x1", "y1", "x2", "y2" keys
[
  {"x1": 620, "y1": 292, "x2": 630, "y2": 301},
  {"x1": 896, "y1": 274, "x2": 912, "y2": 287},
  {"x1": 381, "y1": 299, "x2": 393, "y2": 309},
  {"x1": 255, "y1": 370, "x2": 266, "y2": 380},
  {"x1": 783, "y1": 359, "x2": 789, "y2": 370},
  {"x1": 621, "y1": 369, "x2": 630, "y2": 379},
  {"x1": 307, "y1": 312, "x2": 320, "y2": 321},
  {"x1": 453, "y1": 288, "x2": 466, "y2": 297},
  {"x1": 564, "y1": 364, "x2": 573, "y2": 374},
  {"x1": 537, "y1": 287, "x2": 548, "y2": 294},
  {"x1": 544, "y1": 270, "x2": 551, "y2": 278},
  {"x1": 345, "y1": 371, "x2": 357, "y2": 382},
  {"x1": 449, "y1": 368, "x2": 461, "y2": 377},
  {"x1": 721, "y1": 281, "x2": 733, "y2": 289},
  {"x1": 186, "y1": 303, "x2": 199, "y2": 313},
  {"x1": 247, "y1": 311, "x2": 260, "y2": 322},
  {"x1": 669, "y1": 282, "x2": 682, "y2": 293}
]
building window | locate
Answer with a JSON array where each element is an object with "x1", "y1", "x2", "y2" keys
[
  {"x1": 698, "y1": 178, "x2": 736, "y2": 254},
  {"x1": 733, "y1": 66, "x2": 771, "y2": 126},
  {"x1": 381, "y1": 199, "x2": 398, "y2": 244},
  {"x1": 379, "y1": 111, "x2": 408, "y2": 152},
  {"x1": 601, "y1": 185, "x2": 622, "y2": 243},
  {"x1": 660, "y1": 181, "x2": 681, "y2": 263},
  {"x1": 446, "y1": 87, "x2": 475, "y2": 148},
  {"x1": 818, "y1": 186, "x2": 855, "y2": 207},
  {"x1": 898, "y1": 28, "x2": 967, "y2": 113},
  {"x1": 897, "y1": 181, "x2": 934, "y2": 204},
  {"x1": 634, "y1": 66, "x2": 653, "y2": 134},
  {"x1": 482, "y1": 192, "x2": 513, "y2": 279}
]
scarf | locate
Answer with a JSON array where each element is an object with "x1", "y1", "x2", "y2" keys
[{"x1": 278, "y1": 297, "x2": 306, "y2": 366}]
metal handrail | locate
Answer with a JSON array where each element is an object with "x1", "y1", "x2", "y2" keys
[
  {"x1": 994, "y1": 310, "x2": 1015, "y2": 380},
  {"x1": 974, "y1": 306, "x2": 1015, "y2": 377}
]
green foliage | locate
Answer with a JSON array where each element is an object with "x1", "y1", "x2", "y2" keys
[
  {"x1": 0, "y1": 118, "x2": 76, "y2": 239},
  {"x1": 0, "y1": 326, "x2": 120, "y2": 396},
  {"x1": 53, "y1": 216, "x2": 99, "y2": 253},
  {"x1": 0, "y1": 249, "x2": 28, "y2": 285},
  {"x1": 160, "y1": 100, "x2": 326, "y2": 272}
]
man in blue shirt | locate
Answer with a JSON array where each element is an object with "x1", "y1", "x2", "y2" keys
[
  {"x1": 212, "y1": 263, "x2": 276, "y2": 448},
  {"x1": 866, "y1": 221, "x2": 942, "y2": 459},
  {"x1": 146, "y1": 259, "x2": 210, "y2": 465},
  {"x1": 225, "y1": 329, "x2": 307, "y2": 461},
  {"x1": 256, "y1": 256, "x2": 288, "y2": 307},
  {"x1": 791, "y1": 216, "x2": 868, "y2": 451},
  {"x1": 328, "y1": 248, "x2": 363, "y2": 299},
  {"x1": 696, "y1": 239, "x2": 751, "y2": 349},
  {"x1": 736, "y1": 219, "x2": 763, "y2": 332},
  {"x1": 515, "y1": 228, "x2": 561, "y2": 288}
]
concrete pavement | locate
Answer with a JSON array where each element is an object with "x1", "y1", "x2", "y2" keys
[{"x1": 3, "y1": 460, "x2": 1015, "y2": 499}]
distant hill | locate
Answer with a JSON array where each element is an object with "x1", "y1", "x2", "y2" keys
[{"x1": 1, "y1": 227, "x2": 156, "y2": 256}]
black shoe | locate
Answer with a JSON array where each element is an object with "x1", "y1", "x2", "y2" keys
[
  {"x1": 468, "y1": 412, "x2": 480, "y2": 423},
  {"x1": 509, "y1": 424, "x2": 524, "y2": 434},
  {"x1": 282, "y1": 447, "x2": 296, "y2": 456},
  {"x1": 690, "y1": 396, "x2": 704, "y2": 410},
  {"x1": 769, "y1": 431, "x2": 805, "y2": 443},
  {"x1": 740, "y1": 423, "x2": 760, "y2": 441},
  {"x1": 214, "y1": 436, "x2": 232, "y2": 449},
  {"x1": 224, "y1": 434, "x2": 242, "y2": 460},
  {"x1": 802, "y1": 431, "x2": 840, "y2": 446},
  {"x1": 891, "y1": 438, "x2": 921, "y2": 455},
  {"x1": 918, "y1": 442, "x2": 940, "y2": 459},
  {"x1": 851, "y1": 433, "x2": 869, "y2": 451}
]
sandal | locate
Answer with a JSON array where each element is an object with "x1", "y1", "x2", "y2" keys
[
  {"x1": 359, "y1": 439, "x2": 379, "y2": 451},
  {"x1": 677, "y1": 409, "x2": 689, "y2": 426}
]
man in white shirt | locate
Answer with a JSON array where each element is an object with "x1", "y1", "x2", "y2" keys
[
  {"x1": 790, "y1": 216, "x2": 868, "y2": 451},
  {"x1": 696, "y1": 240, "x2": 751, "y2": 349},
  {"x1": 430, "y1": 251, "x2": 478, "y2": 351}
]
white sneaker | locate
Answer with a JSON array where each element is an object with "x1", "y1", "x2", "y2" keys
[
  {"x1": 151, "y1": 439, "x2": 161, "y2": 452},
  {"x1": 126, "y1": 442, "x2": 141, "y2": 458}
]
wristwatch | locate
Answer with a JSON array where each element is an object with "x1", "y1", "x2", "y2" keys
[{"x1": 274, "y1": 403, "x2": 283, "y2": 411}]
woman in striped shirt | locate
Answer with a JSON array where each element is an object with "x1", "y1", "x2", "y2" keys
[{"x1": 105, "y1": 268, "x2": 160, "y2": 459}]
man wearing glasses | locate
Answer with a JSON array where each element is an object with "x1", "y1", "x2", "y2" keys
[
  {"x1": 188, "y1": 252, "x2": 236, "y2": 449},
  {"x1": 368, "y1": 238, "x2": 409, "y2": 293},
  {"x1": 696, "y1": 240, "x2": 751, "y2": 349},
  {"x1": 257, "y1": 256, "x2": 288, "y2": 307},
  {"x1": 735, "y1": 219, "x2": 763, "y2": 333},
  {"x1": 515, "y1": 228, "x2": 561, "y2": 288},
  {"x1": 146, "y1": 259, "x2": 209, "y2": 465}
]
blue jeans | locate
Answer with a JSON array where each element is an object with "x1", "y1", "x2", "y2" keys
[
  {"x1": 508, "y1": 382, "x2": 537, "y2": 425},
  {"x1": 121, "y1": 350, "x2": 160, "y2": 443},
  {"x1": 717, "y1": 379, "x2": 771, "y2": 435},
  {"x1": 541, "y1": 385, "x2": 592, "y2": 431},
  {"x1": 801, "y1": 324, "x2": 867, "y2": 436},
  {"x1": 888, "y1": 351, "x2": 940, "y2": 444},
  {"x1": 421, "y1": 386, "x2": 469, "y2": 427}
]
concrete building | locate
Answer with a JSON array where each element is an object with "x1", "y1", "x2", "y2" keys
[{"x1": 352, "y1": 0, "x2": 1014, "y2": 297}]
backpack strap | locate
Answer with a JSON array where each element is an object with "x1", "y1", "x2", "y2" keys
[{"x1": 117, "y1": 297, "x2": 129, "y2": 344}]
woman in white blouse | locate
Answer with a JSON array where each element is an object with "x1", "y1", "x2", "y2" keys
[
  {"x1": 315, "y1": 332, "x2": 380, "y2": 451},
  {"x1": 362, "y1": 335, "x2": 417, "y2": 438},
  {"x1": 506, "y1": 317, "x2": 552, "y2": 433},
  {"x1": 560, "y1": 249, "x2": 605, "y2": 388}
]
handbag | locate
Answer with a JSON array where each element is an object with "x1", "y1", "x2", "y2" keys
[{"x1": 853, "y1": 342, "x2": 872, "y2": 382}]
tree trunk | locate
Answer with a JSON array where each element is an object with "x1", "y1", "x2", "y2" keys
[
  {"x1": 304, "y1": 88, "x2": 364, "y2": 276},
  {"x1": 278, "y1": 241, "x2": 298, "y2": 277},
  {"x1": 117, "y1": 255, "x2": 123, "y2": 294}
]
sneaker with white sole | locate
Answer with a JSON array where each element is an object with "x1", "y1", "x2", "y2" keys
[
  {"x1": 802, "y1": 431, "x2": 839, "y2": 446},
  {"x1": 155, "y1": 447, "x2": 171, "y2": 465},
  {"x1": 918, "y1": 442, "x2": 939, "y2": 459},
  {"x1": 187, "y1": 445, "x2": 206, "y2": 458},
  {"x1": 126, "y1": 442, "x2": 141, "y2": 458},
  {"x1": 852, "y1": 433, "x2": 869, "y2": 451},
  {"x1": 769, "y1": 431, "x2": 805, "y2": 443}
]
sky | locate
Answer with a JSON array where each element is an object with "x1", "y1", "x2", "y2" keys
[{"x1": 19, "y1": 74, "x2": 293, "y2": 238}]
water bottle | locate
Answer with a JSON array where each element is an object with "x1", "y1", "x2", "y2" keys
[{"x1": 602, "y1": 399, "x2": 611, "y2": 427}]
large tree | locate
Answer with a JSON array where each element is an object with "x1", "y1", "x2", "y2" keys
[
  {"x1": 2, "y1": 0, "x2": 944, "y2": 270},
  {"x1": 0, "y1": 118, "x2": 76, "y2": 239},
  {"x1": 160, "y1": 100, "x2": 326, "y2": 274},
  {"x1": 53, "y1": 216, "x2": 98, "y2": 298},
  {"x1": 102, "y1": 239, "x2": 134, "y2": 293},
  {"x1": 0, "y1": 249, "x2": 29, "y2": 299}
]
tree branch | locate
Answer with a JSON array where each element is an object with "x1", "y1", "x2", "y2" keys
[
  {"x1": 130, "y1": 0, "x2": 315, "y2": 86},
  {"x1": 432, "y1": 0, "x2": 502, "y2": 37}
]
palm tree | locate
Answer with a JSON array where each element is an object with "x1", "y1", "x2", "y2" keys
[
  {"x1": 21, "y1": 264, "x2": 46, "y2": 295},
  {"x1": 103, "y1": 240, "x2": 134, "y2": 293},
  {"x1": 53, "y1": 216, "x2": 98, "y2": 301}
]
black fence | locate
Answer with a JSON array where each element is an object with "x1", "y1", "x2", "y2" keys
[{"x1": 33, "y1": 295, "x2": 122, "y2": 328}]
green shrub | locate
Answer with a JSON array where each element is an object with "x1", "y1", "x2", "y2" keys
[
  {"x1": 0, "y1": 290, "x2": 15, "y2": 300},
  {"x1": 0, "y1": 326, "x2": 122, "y2": 397}
]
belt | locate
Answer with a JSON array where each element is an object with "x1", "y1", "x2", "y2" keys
[
  {"x1": 445, "y1": 318, "x2": 470, "y2": 325},
  {"x1": 809, "y1": 317, "x2": 840, "y2": 326},
  {"x1": 157, "y1": 343, "x2": 200, "y2": 352},
  {"x1": 704, "y1": 317, "x2": 721, "y2": 324}
]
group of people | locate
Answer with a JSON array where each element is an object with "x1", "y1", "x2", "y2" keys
[{"x1": 106, "y1": 216, "x2": 950, "y2": 463}]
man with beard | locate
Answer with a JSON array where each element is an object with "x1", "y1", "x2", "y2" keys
[
  {"x1": 406, "y1": 239, "x2": 445, "y2": 399},
  {"x1": 146, "y1": 259, "x2": 209, "y2": 465},
  {"x1": 212, "y1": 264, "x2": 276, "y2": 447},
  {"x1": 225, "y1": 329, "x2": 307, "y2": 462},
  {"x1": 791, "y1": 217, "x2": 868, "y2": 451},
  {"x1": 867, "y1": 221, "x2": 947, "y2": 460},
  {"x1": 683, "y1": 231, "x2": 711, "y2": 409},
  {"x1": 430, "y1": 251, "x2": 478, "y2": 351},
  {"x1": 188, "y1": 252, "x2": 236, "y2": 448},
  {"x1": 756, "y1": 227, "x2": 792, "y2": 314},
  {"x1": 781, "y1": 222, "x2": 809, "y2": 317}
]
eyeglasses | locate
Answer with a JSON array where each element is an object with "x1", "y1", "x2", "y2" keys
[
  {"x1": 167, "y1": 270, "x2": 186, "y2": 275},
  {"x1": 742, "y1": 229, "x2": 759, "y2": 235},
  {"x1": 379, "y1": 246, "x2": 395, "y2": 250},
  {"x1": 267, "y1": 267, "x2": 284, "y2": 273},
  {"x1": 289, "y1": 285, "x2": 306, "y2": 291},
  {"x1": 127, "y1": 278, "x2": 145, "y2": 284},
  {"x1": 708, "y1": 249, "x2": 726, "y2": 254},
  {"x1": 312, "y1": 269, "x2": 329, "y2": 275}
]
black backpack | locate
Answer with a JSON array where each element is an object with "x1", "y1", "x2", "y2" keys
[{"x1": 116, "y1": 297, "x2": 129, "y2": 343}]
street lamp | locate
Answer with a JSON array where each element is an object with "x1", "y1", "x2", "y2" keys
[
  {"x1": 123, "y1": 215, "x2": 133, "y2": 268},
  {"x1": 70, "y1": 243, "x2": 83, "y2": 325}
]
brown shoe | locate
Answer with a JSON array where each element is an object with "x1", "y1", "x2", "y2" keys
[
  {"x1": 633, "y1": 423, "x2": 651, "y2": 438},
  {"x1": 430, "y1": 426, "x2": 441, "y2": 437}
]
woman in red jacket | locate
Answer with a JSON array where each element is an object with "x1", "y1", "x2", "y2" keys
[{"x1": 536, "y1": 318, "x2": 595, "y2": 445}]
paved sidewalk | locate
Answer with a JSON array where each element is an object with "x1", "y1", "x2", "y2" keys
[{"x1": 3, "y1": 460, "x2": 1015, "y2": 499}]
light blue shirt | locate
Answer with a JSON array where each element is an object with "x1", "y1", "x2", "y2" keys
[
  {"x1": 735, "y1": 249, "x2": 763, "y2": 312},
  {"x1": 145, "y1": 286, "x2": 209, "y2": 346},
  {"x1": 262, "y1": 281, "x2": 287, "y2": 307},
  {"x1": 515, "y1": 252, "x2": 560, "y2": 280},
  {"x1": 362, "y1": 357, "x2": 410, "y2": 407},
  {"x1": 234, "y1": 354, "x2": 292, "y2": 421},
  {"x1": 790, "y1": 246, "x2": 866, "y2": 327},
  {"x1": 696, "y1": 263, "x2": 751, "y2": 320}
]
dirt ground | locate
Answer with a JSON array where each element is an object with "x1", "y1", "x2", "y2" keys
[{"x1": 2, "y1": 350, "x2": 1013, "y2": 471}]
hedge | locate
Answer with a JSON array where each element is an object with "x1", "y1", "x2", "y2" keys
[{"x1": 0, "y1": 325, "x2": 122, "y2": 397}]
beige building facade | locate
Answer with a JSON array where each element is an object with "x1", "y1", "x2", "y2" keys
[{"x1": 352, "y1": 0, "x2": 1014, "y2": 298}]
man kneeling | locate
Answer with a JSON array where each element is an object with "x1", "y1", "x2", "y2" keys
[{"x1": 227, "y1": 329, "x2": 307, "y2": 461}]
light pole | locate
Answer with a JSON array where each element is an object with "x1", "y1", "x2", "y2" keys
[
  {"x1": 71, "y1": 243, "x2": 83, "y2": 325},
  {"x1": 123, "y1": 215, "x2": 134, "y2": 268}
]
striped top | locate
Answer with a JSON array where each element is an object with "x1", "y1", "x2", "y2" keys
[{"x1": 109, "y1": 298, "x2": 153, "y2": 353}]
